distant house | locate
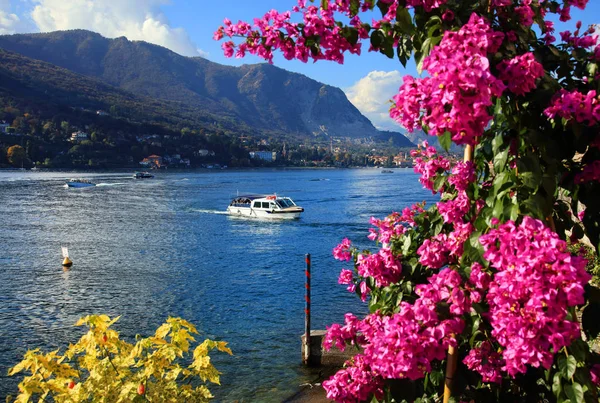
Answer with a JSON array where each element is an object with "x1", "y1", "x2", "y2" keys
[
  {"x1": 70, "y1": 131, "x2": 89, "y2": 142},
  {"x1": 96, "y1": 110, "x2": 109, "y2": 116},
  {"x1": 249, "y1": 151, "x2": 276, "y2": 162},
  {"x1": 140, "y1": 155, "x2": 163, "y2": 168},
  {"x1": 195, "y1": 149, "x2": 215, "y2": 157}
]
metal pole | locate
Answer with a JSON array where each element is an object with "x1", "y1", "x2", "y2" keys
[{"x1": 303, "y1": 253, "x2": 311, "y2": 364}]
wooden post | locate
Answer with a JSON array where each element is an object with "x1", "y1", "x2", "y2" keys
[
  {"x1": 443, "y1": 144, "x2": 474, "y2": 402},
  {"x1": 303, "y1": 254, "x2": 311, "y2": 364},
  {"x1": 443, "y1": 345, "x2": 458, "y2": 403}
]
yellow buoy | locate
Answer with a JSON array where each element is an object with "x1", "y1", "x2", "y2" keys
[{"x1": 61, "y1": 247, "x2": 72, "y2": 267}]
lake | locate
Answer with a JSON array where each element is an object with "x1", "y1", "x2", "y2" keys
[{"x1": 0, "y1": 168, "x2": 436, "y2": 401}]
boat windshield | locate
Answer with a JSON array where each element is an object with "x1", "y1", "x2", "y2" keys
[{"x1": 282, "y1": 198, "x2": 296, "y2": 207}]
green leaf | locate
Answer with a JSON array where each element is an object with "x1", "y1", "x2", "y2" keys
[
  {"x1": 395, "y1": 6, "x2": 413, "y2": 35},
  {"x1": 564, "y1": 382, "x2": 584, "y2": 403},
  {"x1": 558, "y1": 355, "x2": 577, "y2": 379},
  {"x1": 552, "y1": 371, "x2": 563, "y2": 396},
  {"x1": 569, "y1": 340, "x2": 588, "y2": 363},
  {"x1": 370, "y1": 30, "x2": 385, "y2": 49},
  {"x1": 438, "y1": 131, "x2": 451, "y2": 153},
  {"x1": 376, "y1": 0, "x2": 391, "y2": 16},
  {"x1": 350, "y1": 0, "x2": 360, "y2": 16},
  {"x1": 492, "y1": 197, "x2": 505, "y2": 219},
  {"x1": 429, "y1": 370, "x2": 443, "y2": 387},
  {"x1": 321, "y1": 0, "x2": 328, "y2": 10},
  {"x1": 491, "y1": 134, "x2": 504, "y2": 154},
  {"x1": 493, "y1": 148, "x2": 509, "y2": 173}
]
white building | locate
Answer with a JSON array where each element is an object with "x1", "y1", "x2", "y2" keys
[
  {"x1": 249, "y1": 151, "x2": 276, "y2": 162},
  {"x1": 70, "y1": 131, "x2": 89, "y2": 142},
  {"x1": 195, "y1": 149, "x2": 215, "y2": 157}
]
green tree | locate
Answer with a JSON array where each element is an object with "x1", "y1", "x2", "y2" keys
[{"x1": 7, "y1": 145, "x2": 26, "y2": 167}]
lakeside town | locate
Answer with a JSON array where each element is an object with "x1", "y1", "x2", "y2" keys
[{"x1": 0, "y1": 115, "x2": 456, "y2": 170}]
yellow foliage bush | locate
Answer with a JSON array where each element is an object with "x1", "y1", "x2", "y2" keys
[{"x1": 7, "y1": 315, "x2": 232, "y2": 402}]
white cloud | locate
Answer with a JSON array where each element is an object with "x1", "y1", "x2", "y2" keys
[
  {"x1": 29, "y1": 0, "x2": 204, "y2": 57},
  {"x1": 345, "y1": 70, "x2": 405, "y2": 132},
  {"x1": 0, "y1": 0, "x2": 22, "y2": 34}
]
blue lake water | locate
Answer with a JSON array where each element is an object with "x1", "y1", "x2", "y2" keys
[{"x1": 0, "y1": 168, "x2": 436, "y2": 401}]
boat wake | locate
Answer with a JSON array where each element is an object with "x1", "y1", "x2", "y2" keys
[
  {"x1": 191, "y1": 209, "x2": 229, "y2": 215},
  {"x1": 96, "y1": 182, "x2": 128, "y2": 187}
]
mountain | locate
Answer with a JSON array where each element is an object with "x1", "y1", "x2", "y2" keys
[
  {"x1": 0, "y1": 30, "x2": 411, "y2": 143},
  {"x1": 0, "y1": 48, "x2": 217, "y2": 130}
]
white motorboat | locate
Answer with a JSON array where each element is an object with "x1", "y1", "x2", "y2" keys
[
  {"x1": 66, "y1": 179, "x2": 96, "y2": 188},
  {"x1": 227, "y1": 194, "x2": 304, "y2": 219},
  {"x1": 133, "y1": 171, "x2": 154, "y2": 179}
]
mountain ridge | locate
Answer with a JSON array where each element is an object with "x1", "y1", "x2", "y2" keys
[{"x1": 0, "y1": 29, "x2": 413, "y2": 146}]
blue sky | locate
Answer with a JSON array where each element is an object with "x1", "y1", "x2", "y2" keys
[{"x1": 0, "y1": 0, "x2": 598, "y2": 130}]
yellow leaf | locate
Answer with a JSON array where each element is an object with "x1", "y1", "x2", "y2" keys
[
  {"x1": 216, "y1": 341, "x2": 233, "y2": 355},
  {"x1": 8, "y1": 360, "x2": 27, "y2": 376},
  {"x1": 155, "y1": 323, "x2": 171, "y2": 340}
]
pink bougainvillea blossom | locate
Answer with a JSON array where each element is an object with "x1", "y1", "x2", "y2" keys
[
  {"x1": 464, "y1": 341, "x2": 504, "y2": 383},
  {"x1": 333, "y1": 238, "x2": 353, "y2": 261},
  {"x1": 544, "y1": 89, "x2": 600, "y2": 126},
  {"x1": 390, "y1": 14, "x2": 505, "y2": 146},
  {"x1": 497, "y1": 53, "x2": 545, "y2": 96},
  {"x1": 575, "y1": 160, "x2": 600, "y2": 183},
  {"x1": 356, "y1": 248, "x2": 402, "y2": 288},
  {"x1": 480, "y1": 217, "x2": 591, "y2": 376}
]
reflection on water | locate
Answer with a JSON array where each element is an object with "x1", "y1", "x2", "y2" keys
[{"x1": 0, "y1": 169, "x2": 437, "y2": 401}]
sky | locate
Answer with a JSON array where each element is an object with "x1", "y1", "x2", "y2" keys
[{"x1": 0, "y1": 0, "x2": 598, "y2": 131}]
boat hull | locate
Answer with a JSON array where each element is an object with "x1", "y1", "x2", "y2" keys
[
  {"x1": 226, "y1": 207, "x2": 302, "y2": 219},
  {"x1": 66, "y1": 182, "x2": 95, "y2": 188}
]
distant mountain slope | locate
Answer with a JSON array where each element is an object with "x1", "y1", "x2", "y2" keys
[
  {"x1": 0, "y1": 48, "x2": 225, "y2": 131},
  {"x1": 0, "y1": 30, "x2": 401, "y2": 141}
]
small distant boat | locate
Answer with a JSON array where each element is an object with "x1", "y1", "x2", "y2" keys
[
  {"x1": 227, "y1": 194, "x2": 304, "y2": 219},
  {"x1": 381, "y1": 169, "x2": 394, "y2": 173},
  {"x1": 133, "y1": 171, "x2": 154, "y2": 179},
  {"x1": 66, "y1": 179, "x2": 96, "y2": 188}
]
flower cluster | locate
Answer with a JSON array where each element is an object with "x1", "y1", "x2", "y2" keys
[
  {"x1": 368, "y1": 215, "x2": 405, "y2": 244},
  {"x1": 463, "y1": 341, "x2": 504, "y2": 383},
  {"x1": 390, "y1": 14, "x2": 505, "y2": 146},
  {"x1": 480, "y1": 217, "x2": 591, "y2": 376},
  {"x1": 544, "y1": 89, "x2": 600, "y2": 126},
  {"x1": 356, "y1": 247, "x2": 402, "y2": 288},
  {"x1": 575, "y1": 160, "x2": 600, "y2": 183},
  {"x1": 333, "y1": 238, "x2": 353, "y2": 261},
  {"x1": 323, "y1": 269, "x2": 467, "y2": 401},
  {"x1": 437, "y1": 192, "x2": 470, "y2": 224},
  {"x1": 322, "y1": 355, "x2": 384, "y2": 403},
  {"x1": 448, "y1": 161, "x2": 476, "y2": 192},
  {"x1": 497, "y1": 53, "x2": 545, "y2": 96},
  {"x1": 411, "y1": 141, "x2": 451, "y2": 193}
]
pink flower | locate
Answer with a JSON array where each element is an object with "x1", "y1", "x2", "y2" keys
[
  {"x1": 442, "y1": 10, "x2": 454, "y2": 22},
  {"x1": 464, "y1": 341, "x2": 504, "y2": 383},
  {"x1": 417, "y1": 234, "x2": 449, "y2": 269},
  {"x1": 591, "y1": 364, "x2": 600, "y2": 386},
  {"x1": 333, "y1": 238, "x2": 352, "y2": 261},
  {"x1": 544, "y1": 89, "x2": 600, "y2": 126},
  {"x1": 338, "y1": 269, "x2": 353, "y2": 285},
  {"x1": 497, "y1": 53, "x2": 545, "y2": 96},
  {"x1": 480, "y1": 216, "x2": 591, "y2": 376},
  {"x1": 390, "y1": 14, "x2": 505, "y2": 146}
]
